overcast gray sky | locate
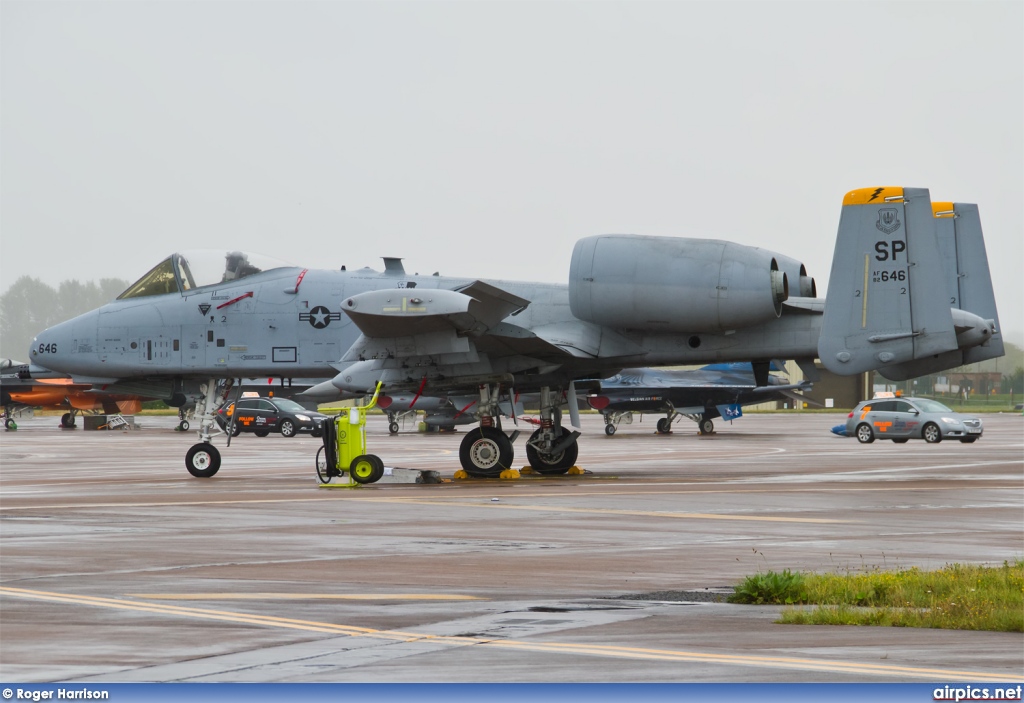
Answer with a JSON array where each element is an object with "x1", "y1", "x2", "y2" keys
[{"x1": 2, "y1": 0, "x2": 1022, "y2": 343}]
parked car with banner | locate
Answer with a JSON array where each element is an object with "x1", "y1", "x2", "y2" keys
[{"x1": 217, "y1": 397, "x2": 328, "y2": 438}]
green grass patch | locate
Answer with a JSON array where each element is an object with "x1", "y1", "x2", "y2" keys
[{"x1": 729, "y1": 561, "x2": 1024, "y2": 632}]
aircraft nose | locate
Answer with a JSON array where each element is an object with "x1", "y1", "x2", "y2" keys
[
  {"x1": 30, "y1": 322, "x2": 68, "y2": 367},
  {"x1": 29, "y1": 311, "x2": 96, "y2": 374}
]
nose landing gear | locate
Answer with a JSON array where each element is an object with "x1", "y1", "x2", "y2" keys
[{"x1": 184, "y1": 378, "x2": 235, "y2": 478}]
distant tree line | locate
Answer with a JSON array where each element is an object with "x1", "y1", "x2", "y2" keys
[{"x1": 0, "y1": 276, "x2": 128, "y2": 361}]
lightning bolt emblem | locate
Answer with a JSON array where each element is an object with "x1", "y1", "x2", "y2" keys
[{"x1": 867, "y1": 187, "x2": 884, "y2": 202}]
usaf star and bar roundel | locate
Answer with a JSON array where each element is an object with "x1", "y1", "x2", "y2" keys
[{"x1": 300, "y1": 305, "x2": 342, "y2": 329}]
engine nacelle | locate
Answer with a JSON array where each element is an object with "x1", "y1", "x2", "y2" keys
[
  {"x1": 770, "y1": 252, "x2": 817, "y2": 298},
  {"x1": 569, "y1": 235, "x2": 789, "y2": 333}
]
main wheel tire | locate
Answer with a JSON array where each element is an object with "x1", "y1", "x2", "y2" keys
[
  {"x1": 458, "y1": 426, "x2": 514, "y2": 478},
  {"x1": 315, "y1": 446, "x2": 333, "y2": 483},
  {"x1": 893, "y1": 438, "x2": 909, "y2": 443},
  {"x1": 960, "y1": 437, "x2": 979, "y2": 443},
  {"x1": 604, "y1": 423, "x2": 616, "y2": 436},
  {"x1": 922, "y1": 422, "x2": 942, "y2": 443},
  {"x1": 254, "y1": 429, "x2": 270, "y2": 437},
  {"x1": 855, "y1": 423, "x2": 875, "y2": 444},
  {"x1": 61, "y1": 413, "x2": 75, "y2": 428},
  {"x1": 186, "y1": 443, "x2": 221, "y2": 478},
  {"x1": 699, "y1": 418, "x2": 715, "y2": 435},
  {"x1": 389, "y1": 422, "x2": 399, "y2": 434},
  {"x1": 350, "y1": 454, "x2": 385, "y2": 484},
  {"x1": 525, "y1": 427, "x2": 579, "y2": 475},
  {"x1": 656, "y1": 417, "x2": 671, "y2": 434},
  {"x1": 280, "y1": 419, "x2": 296, "y2": 437}
]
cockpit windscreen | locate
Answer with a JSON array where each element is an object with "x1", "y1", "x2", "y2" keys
[{"x1": 118, "y1": 251, "x2": 295, "y2": 300}]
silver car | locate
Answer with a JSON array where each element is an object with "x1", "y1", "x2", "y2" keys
[{"x1": 846, "y1": 397, "x2": 983, "y2": 444}]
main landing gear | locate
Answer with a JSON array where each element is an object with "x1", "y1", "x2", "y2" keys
[
  {"x1": 602, "y1": 409, "x2": 715, "y2": 436},
  {"x1": 698, "y1": 416, "x2": 715, "y2": 435},
  {"x1": 682, "y1": 412, "x2": 715, "y2": 435},
  {"x1": 457, "y1": 384, "x2": 581, "y2": 478},
  {"x1": 176, "y1": 408, "x2": 192, "y2": 432},
  {"x1": 185, "y1": 378, "x2": 235, "y2": 478},
  {"x1": 458, "y1": 384, "x2": 518, "y2": 478},
  {"x1": 524, "y1": 386, "x2": 580, "y2": 475},
  {"x1": 601, "y1": 411, "x2": 632, "y2": 436},
  {"x1": 3, "y1": 406, "x2": 17, "y2": 430},
  {"x1": 386, "y1": 409, "x2": 412, "y2": 435}
]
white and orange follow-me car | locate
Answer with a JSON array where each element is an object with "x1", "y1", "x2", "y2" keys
[{"x1": 843, "y1": 396, "x2": 982, "y2": 444}]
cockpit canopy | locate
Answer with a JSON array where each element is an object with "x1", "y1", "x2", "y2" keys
[{"x1": 117, "y1": 251, "x2": 295, "y2": 300}]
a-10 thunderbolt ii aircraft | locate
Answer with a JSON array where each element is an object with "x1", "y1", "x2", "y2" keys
[{"x1": 29, "y1": 187, "x2": 1003, "y2": 478}]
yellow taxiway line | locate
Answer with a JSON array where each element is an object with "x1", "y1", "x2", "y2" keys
[
  {"x1": 2, "y1": 586, "x2": 1020, "y2": 683},
  {"x1": 129, "y1": 592, "x2": 483, "y2": 600}
]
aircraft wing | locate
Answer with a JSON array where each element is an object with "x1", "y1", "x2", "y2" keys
[{"x1": 336, "y1": 280, "x2": 648, "y2": 392}]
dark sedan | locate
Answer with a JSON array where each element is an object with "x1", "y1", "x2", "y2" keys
[{"x1": 217, "y1": 397, "x2": 328, "y2": 437}]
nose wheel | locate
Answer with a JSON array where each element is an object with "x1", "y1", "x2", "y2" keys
[{"x1": 186, "y1": 442, "x2": 221, "y2": 478}]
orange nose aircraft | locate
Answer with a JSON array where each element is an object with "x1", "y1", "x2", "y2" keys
[{"x1": 2, "y1": 360, "x2": 143, "y2": 429}]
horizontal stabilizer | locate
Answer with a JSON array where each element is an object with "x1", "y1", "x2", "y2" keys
[{"x1": 782, "y1": 297, "x2": 825, "y2": 315}]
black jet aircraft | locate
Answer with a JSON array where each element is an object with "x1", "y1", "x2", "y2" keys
[
  {"x1": 586, "y1": 362, "x2": 812, "y2": 435},
  {"x1": 29, "y1": 187, "x2": 1003, "y2": 478}
]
